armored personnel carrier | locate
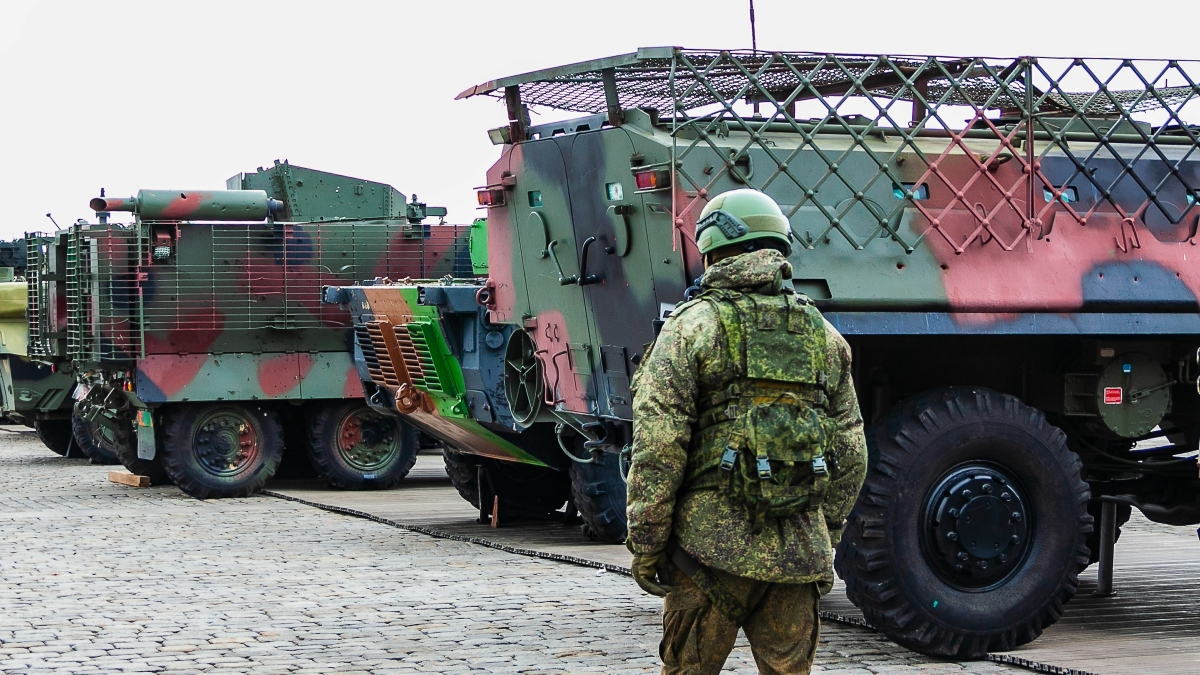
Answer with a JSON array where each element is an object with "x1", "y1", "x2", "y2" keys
[
  {"x1": 28, "y1": 161, "x2": 472, "y2": 497},
  {"x1": 351, "y1": 49, "x2": 1200, "y2": 658},
  {"x1": 0, "y1": 263, "x2": 78, "y2": 454}
]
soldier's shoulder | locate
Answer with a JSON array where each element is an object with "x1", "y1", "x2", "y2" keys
[
  {"x1": 820, "y1": 316, "x2": 852, "y2": 360},
  {"x1": 663, "y1": 294, "x2": 721, "y2": 327}
]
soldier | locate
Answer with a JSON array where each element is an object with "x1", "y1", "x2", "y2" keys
[{"x1": 625, "y1": 189, "x2": 868, "y2": 674}]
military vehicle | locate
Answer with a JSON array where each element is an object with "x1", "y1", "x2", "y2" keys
[
  {"x1": 27, "y1": 161, "x2": 473, "y2": 497},
  {"x1": 325, "y1": 223, "x2": 587, "y2": 529},
  {"x1": 348, "y1": 49, "x2": 1200, "y2": 658},
  {"x1": 0, "y1": 242, "x2": 81, "y2": 457}
]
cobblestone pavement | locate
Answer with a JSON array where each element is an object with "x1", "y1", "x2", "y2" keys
[{"x1": 0, "y1": 431, "x2": 1024, "y2": 674}]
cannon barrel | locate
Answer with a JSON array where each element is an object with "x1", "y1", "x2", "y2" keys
[{"x1": 90, "y1": 189, "x2": 284, "y2": 221}]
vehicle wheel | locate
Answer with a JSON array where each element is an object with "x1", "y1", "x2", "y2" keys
[
  {"x1": 1085, "y1": 500, "x2": 1131, "y2": 566},
  {"x1": 34, "y1": 420, "x2": 74, "y2": 457},
  {"x1": 110, "y1": 418, "x2": 171, "y2": 486},
  {"x1": 443, "y1": 447, "x2": 481, "y2": 507},
  {"x1": 308, "y1": 402, "x2": 418, "y2": 490},
  {"x1": 162, "y1": 403, "x2": 283, "y2": 499},
  {"x1": 569, "y1": 451, "x2": 628, "y2": 543},
  {"x1": 835, "y1": 386, "x2": 1091, "y2": 659},
  {"x1": 71, "y1": 414, "x2": 121, "y2": 465},
  {"x1": 442, "y1": 448, "x2": 570, "y2": 511}
]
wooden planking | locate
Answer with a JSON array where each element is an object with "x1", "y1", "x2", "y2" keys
[
  {"x1": 107, "y1": 471, "x2": 150, "y2": 488},
  {"x1": 267, "y1": 457, "x2": 1200, "y2": 675}
]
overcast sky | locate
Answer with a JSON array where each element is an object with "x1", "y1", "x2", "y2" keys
[{"x1": 2, "y1": 0, "x2": 1196, "y2": 239}]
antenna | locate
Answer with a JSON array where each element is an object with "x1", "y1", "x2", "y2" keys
[
  {"x1": 749, "y1": 0, "x2": 757, "y2": 53},
  {"x1": 750, "y1": 0, "x2": 761, "y2": 118},
  {"x1": 45, "y1": 213, "x2": 60, "y2": 229}
]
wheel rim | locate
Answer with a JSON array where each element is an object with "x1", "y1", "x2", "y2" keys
[
  {"x1": 335, "y1": 408, "x2": 401, "y2": 472},
  {"x1": 193, "y1": 409, "x2": 260, "y2": 477},
  {"x1": 504, "y1": 330, "x2": 543, "y2": 427},
  {"x1": 920, "y1": 462, "x2": 1032, "y2": 591}
]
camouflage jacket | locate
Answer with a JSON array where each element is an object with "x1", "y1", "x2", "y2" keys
[{"x1": 626, "y1": 249, "x2": 867, "y2": 587}]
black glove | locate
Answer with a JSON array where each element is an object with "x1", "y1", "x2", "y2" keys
[{"x1": 630, "y1": 550, "x2": 671, "y2": 597}]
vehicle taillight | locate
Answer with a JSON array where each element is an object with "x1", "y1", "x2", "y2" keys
[
  {"x1": 633, "y1": 169, "x2": 670, "y2": 191},
  {"x1": 476, "y1": 188, "x2": 506, "y2": 207}
]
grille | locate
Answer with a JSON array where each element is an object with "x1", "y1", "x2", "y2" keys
[
  {"x1": 56, "y1": 219, "x2": 477, "y2": 364},
  {"x1": 466, "y1": 50, "x2": 1200, "y2": 257}
]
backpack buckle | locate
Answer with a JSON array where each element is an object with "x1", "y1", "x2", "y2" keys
[
  {"x1": 719, "y1": 447, "x2": 738, "y2": 472},
  {"x1": 756, "y1": 457, "x2": 772, "y2": 480},
  {"x1": 812, "y1": 456, "x2": 828, "y2": 476}
]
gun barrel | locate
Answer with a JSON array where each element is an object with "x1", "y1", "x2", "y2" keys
[{"x1": 90, "y1": 190, "x2": 283, "y2": 221}]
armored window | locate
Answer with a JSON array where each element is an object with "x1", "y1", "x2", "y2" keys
[
  {"x1": 528, "y1": 190, "x2": 543, "y2": 207},
  {"x1": 1042, "y1": 186, "x2": 1078, "y2": 203},
  {"x1": 892, "y1": 183, "x2": 929, "y2": 201},
  {"x1": 605, "y1": 182, "x2": 624, "y2": 201}
]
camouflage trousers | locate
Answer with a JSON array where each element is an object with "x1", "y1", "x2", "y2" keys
[{"x1": 659, "y1": 563, "x2": 820, "y2": 675}]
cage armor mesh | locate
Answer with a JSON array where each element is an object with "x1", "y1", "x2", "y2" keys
[{"x1": 683, "y1": 287, "x2": 833, "y2": 534}]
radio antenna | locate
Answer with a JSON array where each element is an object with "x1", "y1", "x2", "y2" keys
[
  {"x1": 749, "y1": 0, "x2": 761, "y2": 117},
  {"x1": 749, "y1": 0, "x2": 757, "y2": 53}
]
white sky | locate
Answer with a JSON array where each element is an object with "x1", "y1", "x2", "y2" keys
[{"x1": 1, "y1": 0, "x2": 1196, "y2": 239}]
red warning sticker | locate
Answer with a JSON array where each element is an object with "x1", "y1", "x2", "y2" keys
[{"x1": 1103, "y1": 387, "x2": 1123, "y2": 404}]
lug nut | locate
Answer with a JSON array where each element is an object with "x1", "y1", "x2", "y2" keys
[
  {"x1": 999, "y1": 554, "x2": 1007, "y2": 562},
  {"x1": 979, "y1": 561, "x2": 988, "y2": 569},
  {"x1": 949, "y1": 508, "x2": 960, "y2": 518},
  {"x1": 1012, "y1": 512, "x2": 1022, "y2": 521},
  {"x1": 947, "y1": 531, "x2": 958, "y2": 541},
  {"x1": 957, "y1": 551, "x2": 969, "y2": 561},
  {"x1": 982, "y1": 483, "x2": 993, "y2": 493},
  {"x1": 1011, "y1": 535, "x2": 1020, "y2": 544},
  {"x1": 962, "y1": 489, "x2": 973, "y2": 499},
  {"x1": 1001, "y1": 492, "x2": 1012, "y2": 502}
]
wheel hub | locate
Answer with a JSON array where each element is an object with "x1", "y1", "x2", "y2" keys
[
  {"x1": 922, "y1": 464, "x2": 1031, "y2": 589},
  {"x1": 337, "y1": 411, "x2": 399, "y2": 471},
  {"x1": 194, "y1": 412, "x2": 258, "y2": 477}
]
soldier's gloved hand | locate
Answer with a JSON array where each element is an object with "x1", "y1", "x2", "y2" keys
[{"x1": 629, "y1": 550, "x2": 672, "y2": 597}]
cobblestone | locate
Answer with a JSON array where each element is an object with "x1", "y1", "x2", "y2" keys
[{"x1": 0, "y1": 430, "x2": 1023, "y2": 674}]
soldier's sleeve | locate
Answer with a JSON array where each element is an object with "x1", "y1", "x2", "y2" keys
[
  {"x1": 624, "y1": 302, "x2": 716, "y2": 554},
  {"x1": 821, "y1": 320, "x2": 868, "y2": 545}
]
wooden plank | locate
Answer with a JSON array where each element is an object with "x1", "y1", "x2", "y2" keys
[{"x1": 107, "y1": 471, "x2": 150, "y2": 488}]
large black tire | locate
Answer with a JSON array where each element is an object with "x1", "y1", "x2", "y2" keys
[
  {"x1": 162, "y1": 403, "x2": 283, "y2": 499},
  {"x1": 110, "y1": 418, "x2": 171, "y2": 487},
  {"x1": 71, "y1": 414, "x2": 121, "y2": 465},
  {"x1": 35, "y1": 420, "x2": 74, "y2": 457},
  {"x1": 444, "y1": 447, "x2": 482, "y2": 507},
  {"x1": 569, "y1": 451, "x2": 628, "y2": 543},
  {"x1": 835, "y1": 387, "x2": 1092, "y2": 659},
  {"x1": 307, "y1": 402, "x2": 418, "y2": 490},
  {"x1": 442, "y1": 448, "x2": 570, "y2": 511}
]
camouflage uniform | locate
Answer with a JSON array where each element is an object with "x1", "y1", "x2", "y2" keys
[{"x1": 627, "y1": 248, "x2": 868, "y2": 675}]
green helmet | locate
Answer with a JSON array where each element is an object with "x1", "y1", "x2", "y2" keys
[{"x1": 695, "y1": 189, "x2": 792, "y2": 256}]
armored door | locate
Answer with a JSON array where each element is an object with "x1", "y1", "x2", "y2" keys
[
  {"x1": 566, "y1": 129, "x2": 674, "y2": 420},
  {"x1": 506, "y1": 138, "x2": 598, "y2": 418}
]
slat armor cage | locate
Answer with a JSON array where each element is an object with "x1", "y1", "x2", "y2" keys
[
  {"x1": 55, "y1": 219, "x2": 475, "y2": 364},
  {"x1": 464, "y1": 48, "x2": 1200, "y2": 261}
]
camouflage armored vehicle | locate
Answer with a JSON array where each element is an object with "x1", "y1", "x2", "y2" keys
[
  {"x1": 354, "y1": 49, "x2": 1200, "y2": 657},
  {"x1": 28, "y1": 161, "x2": 472, "y2": 498},
  {"x1": 0, "y1": 242, "x2": 80, "y2": 456},
  {"x1": 325, "y1": 221, "x2": 586, "y2": 527}
]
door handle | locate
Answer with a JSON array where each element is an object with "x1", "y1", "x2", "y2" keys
[
  {"x1": 606, "y1": 204, "x2": 633, "y2": 256},
  {"x1": 577, "y1": 236, "x2": 602, "y2": 286},
  {"x1": 547, "y1": 239, "x2": 578, "y2": 285}
]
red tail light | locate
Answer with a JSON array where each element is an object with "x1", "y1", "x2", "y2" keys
[
  {"x1": 633, "y1": 169, "x2": 670, "y2": 191},
  {"x1": 476, "y1": 188, "x2": 506, "y2": 207}
]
